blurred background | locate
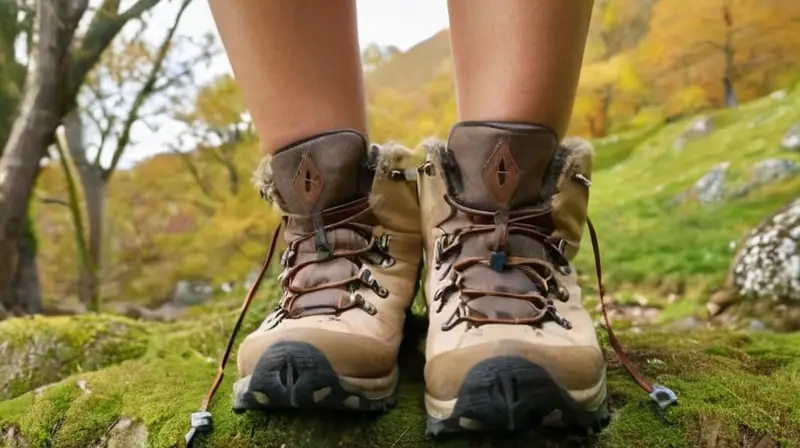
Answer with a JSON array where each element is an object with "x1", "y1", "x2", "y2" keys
[{"x1": 1, "y1": 0, "x2": 800, "y2": 446}]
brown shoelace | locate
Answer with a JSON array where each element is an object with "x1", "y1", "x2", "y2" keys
[{"x1": 185, "y1": 176, "x2": 678, "y2": 447}]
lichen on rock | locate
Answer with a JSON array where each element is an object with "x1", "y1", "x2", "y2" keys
[{"x1": 732, "y1": 197, "x2": 800, "y2": 302}]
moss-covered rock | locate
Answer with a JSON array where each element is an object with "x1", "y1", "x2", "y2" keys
[
  {"x1": 0, "y1": 314, "x2": 151, "y2": 400},
  {"x1": 1, "y1": 311, "x2": 799, "y2": 448}
]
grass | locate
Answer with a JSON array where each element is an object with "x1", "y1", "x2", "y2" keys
[{"x1": 575, "y1": 86, "x2": 800, "y2": 306}]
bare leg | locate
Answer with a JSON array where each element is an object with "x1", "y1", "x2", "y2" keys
[
  {"x1": 446, "y1": 0, "x2": 594, "y2": 139},
  {"x1": 209, "y1": 0, "x2": 367, "y2": 152}
]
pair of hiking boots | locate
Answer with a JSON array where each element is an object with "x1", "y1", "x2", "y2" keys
[
  {"x1": 187, "y1": 121, "x2": 676, "y2": 446},
  {"x1": 234, "y1": 120, "x2": 608, "y2": 433}
]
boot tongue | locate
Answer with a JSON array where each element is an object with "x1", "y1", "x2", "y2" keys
[
  {"x1": 269, "y1": 130, "x2": 373, "y2": 215},
  {"x1": 444, "y1": 122, "x2": 558, "y2": 212}
]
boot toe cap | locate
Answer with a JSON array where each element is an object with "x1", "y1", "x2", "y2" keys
[
  {"x1": 238, "y1": 328, "x2": 397, "y2": 379},
  {"x1": 425, "y1": 339, "x2": 605, "y2": 402}
]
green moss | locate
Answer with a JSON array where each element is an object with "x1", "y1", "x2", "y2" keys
[
  {"x1": 0, "y1": 314, "x2": 151, "y2": 400},
  {"x1": 1, "y1": 312, "x2": 799, "y2": 448}
]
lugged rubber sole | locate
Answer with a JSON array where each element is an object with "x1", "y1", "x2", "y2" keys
[
  {"x1": 232, "y1": 341, "x2": 398, "y2": 413},
  {"x1": 425, "y1": 356, "x2": 610, "y2": 436}
]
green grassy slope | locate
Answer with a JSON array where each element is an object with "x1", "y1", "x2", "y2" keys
[{"x1": 575, "y1": 86, "x2": 800, "y2": 309}]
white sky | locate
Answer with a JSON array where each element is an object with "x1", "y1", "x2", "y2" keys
[{"x1": 121, "y1": 0, "x2": 450, "y2": 168}]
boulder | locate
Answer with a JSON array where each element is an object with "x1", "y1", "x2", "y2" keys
[
  {"x1": 673, "y1": 115, "x2": 715, "y2": 151},
  {"x1": 0, "y1": 314, "x2": 150, "y2": 400},
  {"x1": 731, "y1": 197, "x2": 800, "y2": 302},
  {"x1": 782, "y1": 123, "x2": 800, "y2": 151}
]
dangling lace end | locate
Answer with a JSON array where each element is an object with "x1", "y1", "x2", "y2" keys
[
  {"x1": 185, "y1": 220, "x2": 284, "y2": 447},
  {"x1": 184, "y1": 411, "x2": 212, "y2": 447},
  {"x1": 489, "y1": 250, "x2": 507, "y2": 272}
]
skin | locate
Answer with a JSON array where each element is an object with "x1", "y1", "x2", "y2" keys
[
  {"x1": 446, "y1": 0, "x2": 595, "y2": 140},
  {"x1": 209, "y1": 0, "x2": 595, "y2": 148},
  {"x1": 208, "y1": 0, "x2": 367, "y2": 153}
]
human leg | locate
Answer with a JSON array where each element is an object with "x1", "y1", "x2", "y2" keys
[
  {"x1": 206, "y1": 0, "x2": 422, "y2": 415},
  {"x1": 419, "y1": 0, "x2": 606, "y2": 434}
]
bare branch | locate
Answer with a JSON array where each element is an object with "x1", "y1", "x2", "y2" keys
[
  {"x1": 67, "y1": 0, "x2": 162, "y2": 106},
  {"x1": 102, "y1": 0, "x2": 194, "y2": 179}
]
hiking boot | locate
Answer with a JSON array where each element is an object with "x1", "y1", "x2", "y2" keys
[
  {"x1": 417, "y1": 122, "x2": 609, "y2": 435},
  {"x1": 233, "y1": 130, "x2": 423, "y2": 413}
]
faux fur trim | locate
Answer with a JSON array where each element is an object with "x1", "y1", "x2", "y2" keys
[
  {"x1": 367, "y1": 142, "x2": 420, "y2": 174},
  {"x1": 252, "y1": 155, "x2": 281, "y2": 205},
  {"x1": 561, "y1": 136, "x2": 595, "y2": 165}
]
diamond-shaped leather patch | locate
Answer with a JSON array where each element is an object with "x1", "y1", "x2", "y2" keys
[
  {"x1": 483, "y1": 137, "x2": 520, "y2": 205},
  {"x1": 293, "y1": 152, "x2": 323, "y2": 207}
]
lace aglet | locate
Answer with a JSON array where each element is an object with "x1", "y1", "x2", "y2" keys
[
  {"x1": 185, "y1": 411, "x2": 213, "y2": 447},
  {"x1": 649, "y1": 384, "x2": 678, "y2": 410}
]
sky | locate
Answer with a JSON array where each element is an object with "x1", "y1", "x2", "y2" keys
[{"x1": 120, "y1": 0, "x2": 450, "y2": 168}]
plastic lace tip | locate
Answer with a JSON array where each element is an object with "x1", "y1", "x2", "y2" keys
[
  {"x1": 649, "y1": 384, "x2": 678, "y2": 410},
  {"x1": 489, "y1": 251, "x2": 507, "y2": 272},
  {"x1": 185, "y1": 411, "x2": 213, "y2": 447}
]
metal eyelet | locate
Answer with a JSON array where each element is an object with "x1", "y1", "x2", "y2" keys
[{"x1": 380, "y1": 257, "x2": 396, "y2": 269}]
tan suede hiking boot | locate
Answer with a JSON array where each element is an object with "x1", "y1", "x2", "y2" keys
[
  {"x1": 231, "y1": 130, "x2": 423, "y2": 413},
  {"x1": 417, "y1": 122, "x2": 609, "y2": 435}
]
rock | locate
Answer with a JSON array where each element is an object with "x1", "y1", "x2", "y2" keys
[
  {"x1": 243, "y1": 268, "x2": 261, "y2": 291},
  {"x1": 114, "y1": 302, "x2": 186, "y2": 322},
  {"x1": 170, "y1": 279, "x2": 214, "y2": 306},
  {"x1": 2, "y1": 313, "x2": 799, "y2": 447},
  {"x1": 675, "y1": 162, "x2": 729, "y2": 205},
  {"x1": 782, "y1": 123, "x2": 800, "y2": 150},
  {"x1": 732, "y1": 197, "x2": 800, "y2": 302},
  {"x1": 673, "y1": 115, "x2": 715, "y2": 150},
  {"x1": 669, "y1": 316, "x2": 705, "y2": 332},
  {"x1": 0, "y1": 314, "x2": 150, "y2": 400},
  {"x1": 105, "y1": 418, "x2": 148, "y2": 448},
  {"x1": 3, "y1": 426, "x2": 29, "y2": 448},
  {"x1": 770, "y1": 89, "x2": 787, "y2": 100},
  {"x1": 750, "y1": 158, "x2": 800, "y2": 185}
]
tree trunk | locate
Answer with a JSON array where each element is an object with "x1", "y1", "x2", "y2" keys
[
  {"x1": 63, "y1": 108, "x2": 106, "y2": 310},
  {"x1": 0, "y1": 0, "x2": 87, "y2": 311}
]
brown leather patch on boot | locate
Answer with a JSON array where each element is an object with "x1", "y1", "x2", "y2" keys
[
  {"x1": 482, "y1": 137, "x2": 520, "y2": 206},
  {"x1": 293, "y1": 152, "x2": 324, "y2": 208}
]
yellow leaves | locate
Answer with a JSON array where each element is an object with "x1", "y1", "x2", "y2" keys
[
  {"x1": 191, "y1": 74, "x2": 246, "y2": 129},
  {"x1": 666, "y1": 84, "x2": 712, "y2": 116}
]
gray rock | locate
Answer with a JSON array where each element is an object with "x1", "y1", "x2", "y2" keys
[
  {"x1": 244, "y1": 268, "x2": 261, "y2": 291},
  {"x1": 103, "y1": 418, "x2": 148, "y2": 448},
  {"x1": 678, "y1": 162, "x2": 729, "y2": 205},
  {"x1": 782, "y1": 123, "x2": 800, "y2": 151},
  {"x1": 170, "y1": 279, "x2": 214, "y2": 306},
  {"x1": 750, "y1": 158, "x2": 800, "y2": 185},
  {"x1": 770, "y1": 89, "x2": 788, "y2": 100},
  {"x1": 732, "y1": 198, "x2": 800, "y2": 301},
  {"x1": 673, "y1": 115, "x2": 715, "y2": 150}
]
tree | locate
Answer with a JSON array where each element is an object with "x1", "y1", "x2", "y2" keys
[
  {"x1": 643, "y1": 0, "x2": 800, "y2": 108},
  {"x1": 361, "y1": 43, "x2": 401, "y2": 72},
  {"x1": 171, "y1": 74, "x2": 251, "y2": 199},
  {"x1": 0, "y1": 0, "x2": 165, "y2": 315},
  {"x1": 57, "y1": 0, "x2": 201, "y2": 310}
]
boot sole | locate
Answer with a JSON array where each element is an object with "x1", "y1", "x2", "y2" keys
[
  {"x1": 425, "y1": 356, "x2": 609, "y2": 436},
  {"x1": 232, "y1": 341, "x2": 398, "y2": 413}
]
